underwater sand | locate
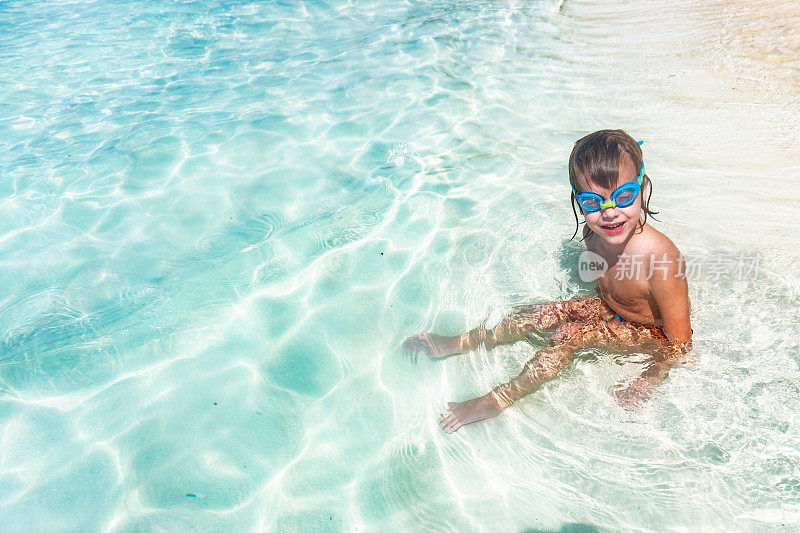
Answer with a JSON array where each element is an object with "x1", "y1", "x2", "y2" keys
[{"x1": 0, "y1": 0, "x2": 799, "y2": 530}]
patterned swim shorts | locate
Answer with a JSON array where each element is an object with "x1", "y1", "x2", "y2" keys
[{"x1": 611, "y1": 314, "x2": 669, "y2": 343}]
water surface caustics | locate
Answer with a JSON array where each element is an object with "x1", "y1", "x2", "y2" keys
[{"x1": 0, "y1": 0, "x2": 799, "y2": 530}]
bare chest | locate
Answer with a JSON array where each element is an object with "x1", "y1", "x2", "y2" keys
[
  {"x1": 588, "y1": 243, "x2": 656, "y2": 320},
  {"x1": 596, "y1": 267, "x2": 647, "y2": 306}
]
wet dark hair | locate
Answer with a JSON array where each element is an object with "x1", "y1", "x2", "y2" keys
[{"x1": 568, "y1": 129, "x2": 658, "y2": 240}]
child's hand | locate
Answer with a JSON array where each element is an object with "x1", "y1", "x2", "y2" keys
[{"x1": 613, "y1": 377, "x2": 653, "y2": 410}]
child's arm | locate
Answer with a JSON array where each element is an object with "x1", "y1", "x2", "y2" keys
[
  {"x1": 651, "y1": 252, "x2": 692, "y2": 346},
  {"x1": 615, "y1": 251, "x2": 692, "y2": 408},
  {"x1": 613, "y1": 344, "x2": 689, "y2": 408}
]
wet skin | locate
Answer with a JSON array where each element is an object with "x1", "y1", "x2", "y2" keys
[
  {"x1": 404, "y1": 155, "x2": 692, "y2": 433},
  {"x1": 406, "y1": 296, "x2": 684, "y2": 432}
]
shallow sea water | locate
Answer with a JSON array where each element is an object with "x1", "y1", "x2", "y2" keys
[{"x1": 1, "y1": 0, "x2": 799, "y2": 531}]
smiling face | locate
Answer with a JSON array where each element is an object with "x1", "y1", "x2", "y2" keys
[{"x1": 577, "y1": 153, "x2": 643, "y2": 246}]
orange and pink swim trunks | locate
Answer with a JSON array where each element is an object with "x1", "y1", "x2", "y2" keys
[{"x1": 611, "y1": 314, "x2": 670, "y2": 343}]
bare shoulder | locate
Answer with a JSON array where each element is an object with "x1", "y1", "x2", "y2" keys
[{"x1": 629, "y1": 223, "x2": 682, "y2": 261}]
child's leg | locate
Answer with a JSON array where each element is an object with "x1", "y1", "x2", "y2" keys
[
  {"x1": 438, "y1": 319, "x2": 634, "y2": 433},
  {"x1": 486, "y1": 296, "x2": 614, "y2": 349},
  {"x1": 404, "y1": 296, "x2": 613, "y2": 358}
]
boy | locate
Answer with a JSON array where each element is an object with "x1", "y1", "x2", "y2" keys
[{"x1": 404, "y1": 130, "x2": 692, "y2": 433}]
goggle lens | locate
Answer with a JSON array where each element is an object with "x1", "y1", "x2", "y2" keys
[
  {"x1": 613, "y1": 186, "x2": 637, "y2": 207},
  {"x1": 578, "y1": 196, "x2": 601, "y2": 211}
]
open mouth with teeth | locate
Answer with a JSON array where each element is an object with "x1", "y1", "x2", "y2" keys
[{"x1": 601, "y1": 221, "x2": 626, "y2": 233}]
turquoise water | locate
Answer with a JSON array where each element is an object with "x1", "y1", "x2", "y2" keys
[{"x1": 1, "y1": 0, "x2": 799, "y2": 530}]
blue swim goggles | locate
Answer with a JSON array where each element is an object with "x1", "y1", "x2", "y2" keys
[{"x1": 571, "y1": 161, "x2": 645, "y2": 213}]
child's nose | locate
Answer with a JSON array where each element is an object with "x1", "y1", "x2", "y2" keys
[{"x1": 601, "y1": 204, "x2": 618, "y2": 216}]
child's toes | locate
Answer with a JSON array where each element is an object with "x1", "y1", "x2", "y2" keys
[
  {"x1": 402, "y1": 334, "x2": 429, "y2": 355},
  {"x1": 438, "y1": 410, "x2": 454, "y2": 428},
  {"x1": 401, "y1": 335, "x2": 417, "y2": 352},
  {"x1": 443, "y1": 417, "x2": 461, "y2": 433}
]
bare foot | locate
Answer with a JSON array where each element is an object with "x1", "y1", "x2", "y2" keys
[
  {"x1": 402, "y1": 333, "x2": 464, "y2": 359},
  {"x1": 438, "y1": 395, "x2": 503, "y2": 433}
]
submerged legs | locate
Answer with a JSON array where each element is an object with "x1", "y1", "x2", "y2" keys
[
  {"x1": 403, "y1": 296, "x2": 613, "y2": 359},
  {"x1": 438, "y1": 319, "x2": 663, "y2": 433},
  {"x1": 403, "y1": 296, "x2": 674, "y2": 432}
]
